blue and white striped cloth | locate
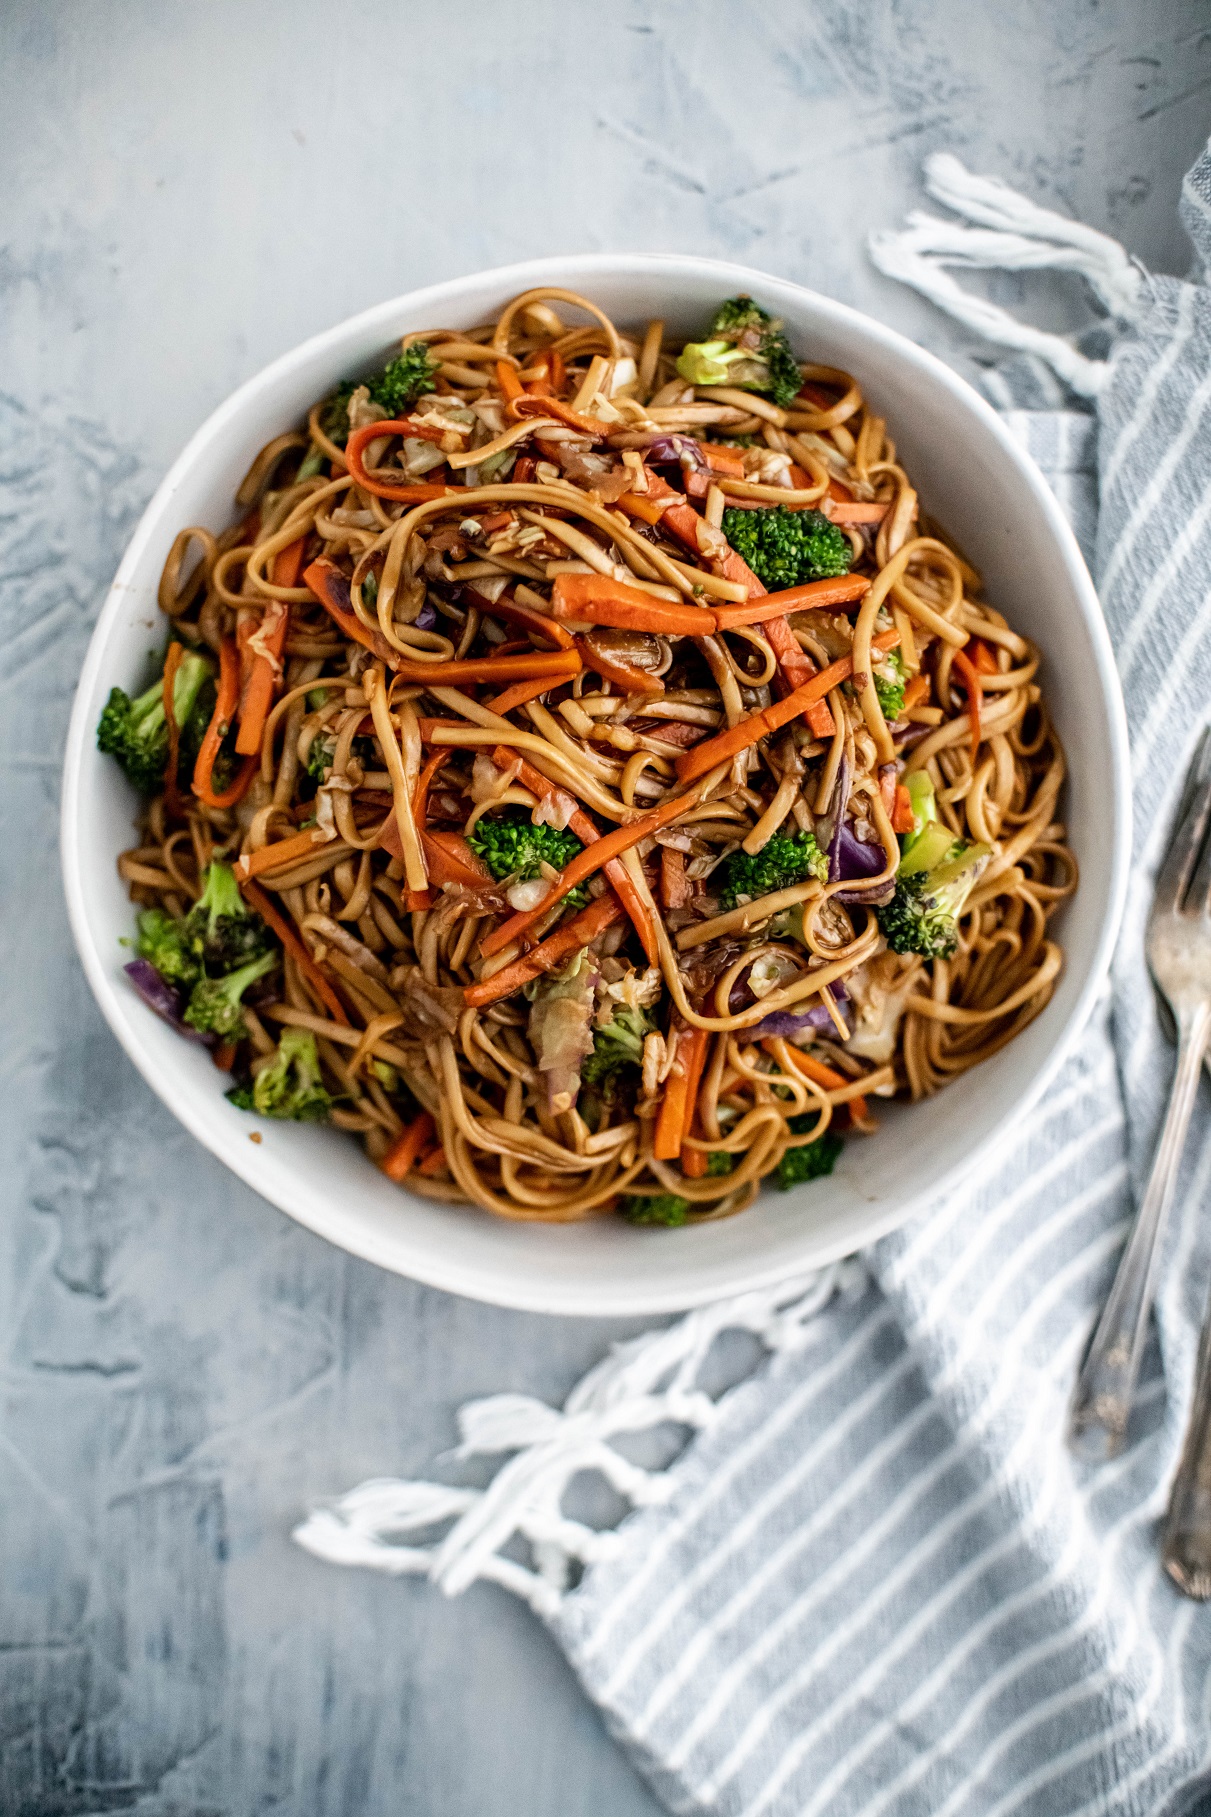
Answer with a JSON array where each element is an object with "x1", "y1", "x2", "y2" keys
[{"x1": 298, "y1": 147, "x2": 1211, "y2": 1814}]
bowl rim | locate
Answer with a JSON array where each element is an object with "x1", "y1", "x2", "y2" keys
[{"x1": 60, "y1": 250, "x2": 1132, "y2": 1315}]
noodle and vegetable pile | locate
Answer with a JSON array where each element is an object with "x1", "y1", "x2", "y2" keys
[{"x1": 98, "y1": 285, "x2": 1075, "y2": 1226}]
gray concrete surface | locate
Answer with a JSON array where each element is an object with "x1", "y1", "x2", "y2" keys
[{"x1": 2, "y1": 3, "x2": 1208, "y2": 1812}]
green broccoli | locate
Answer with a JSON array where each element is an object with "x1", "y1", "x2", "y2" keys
[
  {"x1": 468, "y1": 808, "x2": 583, "y2": 883},
  {"x1": 183, "y1": 862, "x2": 272, "y2": 972},
  {"x1": 135, "y1": 907, "x2": 201, "y2": 990},
  {"x1": 183, "y1": 950, "x2": 278, "y2": 1039},
  {"x1": 707, "y1": 1152, "x2": 734, "y2": 1177},
  {"x1": 873, "y1": 647, "x2": 907, "y2": 722},
  {"x1": 320, "y1": 345, "x2": 441, "y2": 446},
  {"x1": 676, "y1": 296, "x2": 802, "y2": 409},
  {"x1": 96, "y1": 647, "x2": 214, "y2": 794},
  {"x1": 226, "y1": 1027, "x2": 333, "y2": 1121},
  {"x1": 370, "y1": 343, "x2": 441, "y2": 416},
  {"x1": 620, "y1": 1192, "x2": 692, "y2": 1227},
  {"x1": 876, "y1": 839, "x2": 992, "y2": 960},
  {"x1": 774, "y1": 1122, "x2": 843, "y2": 1190},
  {"x1": 718, "y1": 831, "x2": 828, "y2": 910},
  {"x1": 721, "y1": 505, "x2": 852, "y2": 591},
  {"x1": 582, "y1": 1005, "x2": 655, "y2": 1089}
]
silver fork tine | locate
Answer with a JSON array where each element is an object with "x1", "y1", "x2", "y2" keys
[{"x1": 1152, "y1": 728, "x2": 1211, "y2": 918}]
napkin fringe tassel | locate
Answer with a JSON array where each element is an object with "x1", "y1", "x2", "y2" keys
[
  {"x1": 868, "y1": 152, "x2": 1142, "y2": 397},
  {"x1": 292, "y1": 1259, "x2": 864, "y2": 1618}
]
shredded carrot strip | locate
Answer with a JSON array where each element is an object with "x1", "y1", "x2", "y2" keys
[
  {"x1": 615, "y1": 490, "x2": 667, "y2": 526},
  {"x1": 953, "y1": 647, "x2": 982, "y2": 760},
  {"x1": 654, "y1": 1026, "x2": 708, "y2": 1161},
  {"x1": 495, "y1": 745, "x2": 659, "y2": 964},
  {"x1": 235, "y1": 539, "x2": 302, "y2": 756},
  {"x1": 509, "y1": 395, "x2": 607, "y2": 438},
  {"x1": 711, "y1": 573, "x2": 869, "y2": 629},
  {"x1": 343, "y1": 421, "x2": 453, "y2": 502},
  {"x1": 675, "y1": 629, "x2": 901, "y2": 784},
  {"x1": 829, "y1": 500, "x2": 887, "y2": 526},
  {"x1": 464, "y1": 892, "x2": 623, "y2": 1008},
  {"x1": 479, "y1": 769, "x2": 712, "y2": 960},
  {"x1": 380, "y1": 1111, "x2": 436, "y2": 1182},
  {"x1": 699, "y1": 444, "x2": 746, "y2": 477},
  {"x1": 240, "y1": 879, "x2": 349, "y2": 1025},
  {"x1": 551, "y1": 571, "x2": 714, "y2": 636},
  {"x1": 903, "y1": 673, "x2": 931, "y2": 709},
  {"x1": 212, "y1": 1041, "x2": 238, "y2": 1072},
  {"x1": 482, "y1": 675, "x2": 559, "y2": 716},
  {"x1": 192, "y1": 636, "x2": 257, "y2": 808},
  {"x1": 161, "y1": 641, "x2": 186, "y2": 815},
  {"x1": 413, "y1": 749, "x2": 447, "y2": 824},
  {"x1": 423, "y1": 829, "x2": 492, "y2": 888},
  {"x1": 680, "y1": 1131, "x2": 709, "y2": 1178},
  {"x1": 892, "y1": 785, "x2": 915, "y2": 835},
  {"x1": 235, "y1": 827, "x2": 326, "y2": 881},
  {"x1": 496, "y1": 360, "x2": 525, "y2": 406},
  {"x1": 968, "y1": 637, "x2": 998, "y2": 675},
  {"x1": 417, "y1": 1143, "x2": 448, "y2": 1176}
]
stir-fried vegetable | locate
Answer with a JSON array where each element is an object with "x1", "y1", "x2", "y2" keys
[
  {"x1": 183, "y1": 949, "x2": 278, "y2": 1039},
  {"x1": 774, "y1": 1124, "x2": 843, "y2": 1190},
  {"x1": 184, "y1": 862, "x2": 273, "y2": 971},
  {"x1": 877, "y1": 840, "x2": 993, "y2": 960},
  {"x1": 227, "y1": 1028, "x2": 333, "y2": 1121},
  {"x1": 719, "y1": 832, "x2": 829, "y2": 910},
  {"x1": 676, "y1": 296, "x2": 802, "y2": 408},
  {"x1": 97, "y1": 647, "x2": 213, "y2": 794},
  {"x1": 467, "y1": 808, "x2": 583, "y2": 883},
  {"x1": 721, "y1": 506, "x2": 852, "y2": 591}
]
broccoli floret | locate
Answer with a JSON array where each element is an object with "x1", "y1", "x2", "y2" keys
[
  {"x1": 323, "y1": 346, "x2": 442, "y2": 445},
  {"x1": 876, "y1": 840, "x2": 992, "y2": 960},
  {"x1": 467, "y1": 808, "x2": 583, "y2": 882},
  {"x1": 621, "y1": 1192, "x2": 691, "y2": 1227},
  {"x1": 183, "y1": 950, "x2": 278, "y2": 1039},
  {"x1": 582, "y1": 1005, "x2": 655, "y2": 1089},
  {"x1": 874, "y1": 648, "x2": 907, "y2": 722},
  {"x1": 135, "y1": 908, "x2": 201, "y2": 990},
  {"x1": 96, "y1": 647, "x2": 213, "y2": 795},
  {"x1": 226, "y1": 1027, "x2": 332, "y2": 1121},
  {"x1": 676, "y1": 296, "x2": 802, "y2": 409},
  {"x1": 369, "y1": 343, "x2": 441, "y2": 416},
  {"x1": 719, "y1": 831, "x2": 828, "y2": 910},
  {"x1": 721, "y1": 505, "x2": 852, "y2": 591},
  {"x1": 774, "y1": 1123, "x2": 843, "y2": 1190},
  {"x1": 707, "y1": 1151, "x2": 734, "y2": 1177},
  {"x1": 182, "y1": 862, "x2": 272, "y2": 971}
]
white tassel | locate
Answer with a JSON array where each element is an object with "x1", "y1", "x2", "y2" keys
[
  {"x1": 292, "y1": 1259, "x2": 864, "y2": 1617},
  {"x1": 869, "y1": 152, "x2": 1142, "y2": 398}
]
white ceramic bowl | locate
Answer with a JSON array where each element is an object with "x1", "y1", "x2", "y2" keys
[{"x1": 61, "y1": 253, "x2": 1130, "y2": 1316}]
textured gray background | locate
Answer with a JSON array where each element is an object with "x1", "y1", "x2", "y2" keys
[{"x1": 3, "y1": 4, "x2": 1209, "y2": 1813}]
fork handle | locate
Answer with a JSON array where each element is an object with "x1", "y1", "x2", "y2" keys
[
  {"x1": 1162, "y1": 1298, "x2": 1211, "y2": 1596},
  {"x1": 1069, "y1": 1001, "x2": 1211, "y2": 1459}
]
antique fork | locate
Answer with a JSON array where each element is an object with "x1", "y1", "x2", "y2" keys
[{"x1": 1069, "y1": 729, "x2": 1211, "y2": 1461}]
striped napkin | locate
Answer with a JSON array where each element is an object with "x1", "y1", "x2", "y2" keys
[{"x1": 297, "y1": 145, "x2": 1211, "y2": 1816}]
